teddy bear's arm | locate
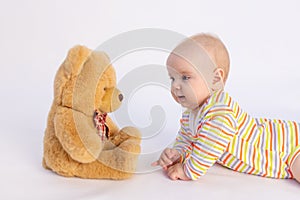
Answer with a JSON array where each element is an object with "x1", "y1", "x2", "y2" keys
[
  {"x1": 106, "y1": 116, "x2": 119, "y2": 138},
  {"x1": 54, "y1": 106, "x2": 103, "y2": 163}
]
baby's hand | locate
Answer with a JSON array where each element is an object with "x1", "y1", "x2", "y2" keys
[
  {"x1": 151, "y1": 148, "x2": 180, "y2": 170},
  {"x1": 166, "y1": 163, "x2": 191, "y2": 181}
]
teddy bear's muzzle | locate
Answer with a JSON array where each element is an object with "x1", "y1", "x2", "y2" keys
[{"x1": 98, "y1": 88, "x2": 123, "y2": 113}]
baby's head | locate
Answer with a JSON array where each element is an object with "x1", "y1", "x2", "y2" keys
[{"x1": 166, "y1": 33, "x2": 230, "y2": 110}]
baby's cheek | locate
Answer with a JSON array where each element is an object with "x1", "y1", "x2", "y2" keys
[{"x1": 171, "y1": 91, "x2": 179, "y2": 103}]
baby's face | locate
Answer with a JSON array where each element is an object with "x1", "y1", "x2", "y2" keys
[{"x1": 167, "y1": 53, "x2": 211, "y2": 110}]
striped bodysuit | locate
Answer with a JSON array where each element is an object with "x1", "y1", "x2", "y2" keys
[{"x1": 174, "y1": 90, "x2": 300, "y2": 180}]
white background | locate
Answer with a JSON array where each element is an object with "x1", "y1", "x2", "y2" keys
[{"x1": 1, "y1": 0, "x2": 300, "y2": 199}]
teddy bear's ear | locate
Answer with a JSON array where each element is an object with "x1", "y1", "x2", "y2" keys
[
  {"x1": 53, "y1": 45, "x2": 91, "y2": 105},
  {"x1": 71, "y1": 49, "x2": 113, "y2": 115},
  {"x1": 63, "y1": 45, "x2": 92, "y2": 77}
]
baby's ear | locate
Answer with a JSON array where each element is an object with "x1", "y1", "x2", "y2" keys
[
  {"x1": 211, "y1": 68, "x2": 225, "y2": 91},
  {"x1": 215, "y1": 68, "x2": 225, "y2": 82}
]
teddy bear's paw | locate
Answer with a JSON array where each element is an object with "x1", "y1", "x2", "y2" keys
[
  {"x1": 111, "y1": 126, "x2": 141, "y2": 146},
  {"x1": 120, "y1": 126, "x2": 142, "y2": 138}
]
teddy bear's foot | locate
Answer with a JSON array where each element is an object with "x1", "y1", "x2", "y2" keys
[
  {"x1": 75, "y1": 163, "x2": 134, "y2": 180},
  {"x1": 95, "y1": 137, "x2": 141, "y2": 174},
  {"x1": 42, "y1": 158, "x2": 51, "y2": 170}
]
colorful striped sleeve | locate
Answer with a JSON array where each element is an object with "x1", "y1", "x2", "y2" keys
[
  {"x1": 173, "y1": 112, "x2": 193, "y2": 162},
  {"x1": 183, "y1": 111, "x2": 237, "y2": 180}
]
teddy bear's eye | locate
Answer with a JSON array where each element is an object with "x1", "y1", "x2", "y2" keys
[{"x1": 103, "y1": 87, "x2": 107, "y2": 91}]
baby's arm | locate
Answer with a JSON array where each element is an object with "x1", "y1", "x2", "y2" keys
[
  {"x1": 172, "y1": 117, "x2": 194, "y2": 162},
  {"x1": 152, "y1": 113, "x2": 192, "y2": 170},
  {"x1": 183, "y1": 112, "x2": 237, "y2": 180},
  {"x1": 152, "y1": 116, "x2": 194, "y2": 169}
]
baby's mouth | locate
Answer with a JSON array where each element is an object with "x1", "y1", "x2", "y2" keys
[{"x1": 177, "y1": 95, "x2": 186, "y2": 101}]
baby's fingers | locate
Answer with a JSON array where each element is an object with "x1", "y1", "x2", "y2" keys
[
  {"x1": 151, "y1": 161, "x2": 159, "y2": 167},
  {"x1": 151, "y1": 159, "x2": 170, "y2": 170},
  {"x1": 165, "y1": 149, "x2": 180, "y2": 162},
  {"x1": 161, "y1": 154, "x2": 174, "y2": 166},
  {"x1": 167, "y1": 166, "x2": 179, "y2": 180}
]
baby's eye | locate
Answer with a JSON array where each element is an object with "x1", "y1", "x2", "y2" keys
[
  {"x1": 169, "y1": 77, "x2": 175, "y2": 82},
  {"x1": 182, "y1": 75, "x2": 190, "y2": 80}
]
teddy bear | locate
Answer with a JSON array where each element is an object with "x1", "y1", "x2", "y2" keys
[{"x1": 43, "y1": 45, "x2": 141, "y2": 179}]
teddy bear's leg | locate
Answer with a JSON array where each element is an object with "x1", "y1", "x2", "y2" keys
[
  {"x1": 105, "y1": 127, "x2": 141, "y2": 175},
  {"x1": 95, "y1": 136, "x2": 141, "y2": 176},
  {"x1": 63, "y1": 127, "x2": 141, "y2": 180},
  {"x1": 42, "y1": 158, "x2": 51, "y2": 170},
  {"x1": 74, "y1": 158, "x2": 135, "y2": 180},
  {"x1": 72, "y1": 136, "x2": 140, "y2": 180},
  {"x1": 43, "y1": 135, "x2": 80, "y2": 177}
]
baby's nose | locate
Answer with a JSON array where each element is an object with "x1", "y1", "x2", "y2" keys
[{"x1": 172, "y1": 81, "x2": 181, "y2": 90}]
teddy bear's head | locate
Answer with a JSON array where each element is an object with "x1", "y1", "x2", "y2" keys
[{"x1": 54, "y1": 45, "x2": 123, "y2": 115}]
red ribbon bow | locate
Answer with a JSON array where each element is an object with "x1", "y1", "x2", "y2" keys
[{"x1": 93, "y1": 109, "x2": 109, "y2": 141}]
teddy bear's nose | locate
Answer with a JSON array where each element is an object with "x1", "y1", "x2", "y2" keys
[{"x1": 118, "y1": 94, "x2": 123, "y2": 102}]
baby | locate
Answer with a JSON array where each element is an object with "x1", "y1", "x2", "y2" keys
[{"x1": 152, "y1": 33, "x2": 300, "y2": 182}]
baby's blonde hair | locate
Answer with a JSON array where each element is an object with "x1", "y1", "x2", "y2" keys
[{"x1": 190, "y1": 33, "x2": 230, "y2": 83}]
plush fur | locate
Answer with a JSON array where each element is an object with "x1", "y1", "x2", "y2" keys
[{"x1": 43, "y1": 45, "x2": 141, "y2": 179}]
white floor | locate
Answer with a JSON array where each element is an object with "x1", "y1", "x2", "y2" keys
[{"x1": 2, "y1": 137, "x2": 300, "y2": 200}]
